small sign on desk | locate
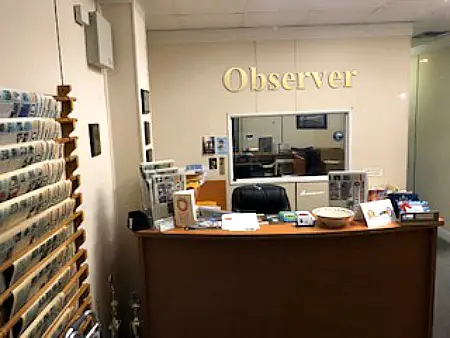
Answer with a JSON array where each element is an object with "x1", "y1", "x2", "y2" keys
[
  {"x1": 173, "y1": 190, "x2": 197, "y2": 227},
  {"x1": 221, "y1": 213, "x2": 260, "y2": 231},
  {"x1": 360, "y1": 199, "x2": 395, "y2": 228}
]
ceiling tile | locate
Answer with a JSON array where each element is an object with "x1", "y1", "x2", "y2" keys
[
  {"x1": 146, "y1": 14, "x2": 180, "y2": 30},
  {"x1": 312, "y1": 0, "x2": 386, "y2": 10},
  {"x1": 142, "y1": 0, "x2": 175, "y2": 15},
  {"x1": 173, "y1": 0, "x2": 246, "y2": 14},
  {"x1": 302, "y1": 10, "x2": 372, "y2": 25},
  {"x1": 245, "y1": 0, "x2": 280, "y2": 12},
  {"x1": 367, "y1": 2, "x2": 438, "y2": 22},
  {"x1": 178, "y1": 13, "x2": 245, "y2": 29},
  {"x1": 245, "y1": 0, "x2": 317, "y2": 12},
  {"x1": 244, "y1": 11, "x2": 308, "y2": 27},
  {"x1": 142, "y1": 0, "x2": 450, "y2": 32}
]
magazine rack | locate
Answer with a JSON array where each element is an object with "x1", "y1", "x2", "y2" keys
[{"x1": 0, "y1": 85, "x2": 91, "y2": 337}]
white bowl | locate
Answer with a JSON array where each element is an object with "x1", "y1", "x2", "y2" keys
[{"x1": 312, "y1": 207, "x2": 355, "y2": 229}]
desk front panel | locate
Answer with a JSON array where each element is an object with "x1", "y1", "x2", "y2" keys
[{"x1": 139, "y1": 226, "x2": 436, "y2": 338}]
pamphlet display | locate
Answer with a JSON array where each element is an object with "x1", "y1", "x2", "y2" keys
[
  {"x1": 328, "y1": 171, "x2": 368, "y2": 213},
  {"x1": 139, "y1": 160, "x2": 186, "y2": 222}
]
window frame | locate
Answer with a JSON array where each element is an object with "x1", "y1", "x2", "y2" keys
[{"x1": 227, "y1": 109, "x2": 352, "y2": 185}]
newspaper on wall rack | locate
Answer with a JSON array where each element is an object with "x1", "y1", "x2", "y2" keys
[
  {"x1": 0, "y1": 118, "x2": 62, "y2": 146},
  {"x1": 20, "y1": 293, "x2": 65, "y2": 338},
  {"x1": 0, "y1": 198, "x2": 75, "y2": 268},
  {"x1": 0, "y1": 88, "x2": 62, "y2": 119},
  {"x1": 43, "y1": 301, "x2": 77, "y2": 337},
  {"x1": 9, "y1": 242, "x2": 76, "y2": 317},
  {"x1": 6, "y1": 220, "x2": 74, "y2": 290},
  {"x1": 0, "y1": 159, "x2": 65, "y2": 204},
  {"x1": 0, "y1": 140, "x2": 64, "y2": 175},
  {"x1": 0, "y1": 180, "x2": 72, "y2": 233},
  {"x1": 17, "y1": 264, "x2": 75, "y2": 335},
  {"x1": 139, "y1": 160, "x2": 186, "y2": 222}
]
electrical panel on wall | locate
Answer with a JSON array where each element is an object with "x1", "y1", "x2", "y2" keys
[{"x1": 85, "y1": 11, "x2": 114, "y2": 70}]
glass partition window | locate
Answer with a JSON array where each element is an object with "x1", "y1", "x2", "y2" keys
[{"x1": 229, "y1": 111, "x2": 349, "y2": 182}]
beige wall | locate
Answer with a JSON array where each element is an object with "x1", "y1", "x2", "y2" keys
[
  {"x1": 102, "y1": 1, "x2": 154, "y2": 328},
  {"x1": 149, "y1": 33, "x2": 412, "y2": 204},
  {"x1": 0, "y1": 0, "x2": 117, "y2": 324},
  {"x1": 413, "y1": 46, "x2": 450, "y2": 230}
]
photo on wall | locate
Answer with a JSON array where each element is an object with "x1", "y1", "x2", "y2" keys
[
  {"x1": 296, "y1": 114, "x2": 328, "y2": 129},
  {"x1": 219, "y1": 157, "x2": 225, "y2": 175},
  {"x1": 140, "y1": 89, "x2": 150, "y2": 114},
  {"x1": 209, "y1": 157, "x2": 218, "y2": 170},
  {"x1": 88, "y1": 124, "x2": 101, "y2": 157},
  {"x1": 144, "y1": 121, "x2": 151, "y2": 145},
  {"x1": 214, "y1": 136, "x2": 228, "y2": 155},
  {"x1": 146, "y1": 149, "x2": 153, "y2": 162},
  {"x1": 202, "y1": 136, "x2": 215, "y2": 155}
]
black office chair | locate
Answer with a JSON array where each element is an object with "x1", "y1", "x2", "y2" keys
[{"x1": 232, "y1": 184, "x2": 291, "y2": 214}]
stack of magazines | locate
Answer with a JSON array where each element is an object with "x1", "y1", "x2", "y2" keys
[{"x1": 0, "y1": 89, "x2": 61, "y2": 119}]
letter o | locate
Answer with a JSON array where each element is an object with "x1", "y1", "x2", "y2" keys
[{"x1": 223, "y1": 68, "x2": 248, "y2": 93}]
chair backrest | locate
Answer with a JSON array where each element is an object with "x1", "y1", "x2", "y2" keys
[{"x1": 232, "y1": 184, "x2": 291, "y2": 214}]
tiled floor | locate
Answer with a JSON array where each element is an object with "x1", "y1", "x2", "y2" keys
[{"x1": 434, "y1": 237, "x2": 450, "y2": 338}]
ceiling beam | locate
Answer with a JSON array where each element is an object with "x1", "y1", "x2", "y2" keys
[{"x1": 148, "y1": 23, "x2": 413, "y2": 45}]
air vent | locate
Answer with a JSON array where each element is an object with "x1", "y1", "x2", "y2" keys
[{"x1": 413, "y1": 31, "x2": 449, "y2": 39}]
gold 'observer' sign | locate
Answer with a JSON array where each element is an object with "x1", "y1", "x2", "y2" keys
[{"x1": 222, "y1": 67, "x2": 358, "y2": 93}]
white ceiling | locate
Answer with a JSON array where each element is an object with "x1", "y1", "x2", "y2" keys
[{"x1": 141, "y1": 0, "x2": 450, "y2": 34}]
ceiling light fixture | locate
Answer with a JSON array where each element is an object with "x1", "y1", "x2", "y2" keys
[
  {"x1": 399, "y1": 93, "x2": 407, "y2": 100},
  {"x1": 419, "y1": 58, "x2": 429, "y2": 63}
]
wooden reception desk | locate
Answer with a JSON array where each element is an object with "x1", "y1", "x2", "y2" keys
[{"x1": 136, "y1": 220, "x2": 443, "y2": 338}]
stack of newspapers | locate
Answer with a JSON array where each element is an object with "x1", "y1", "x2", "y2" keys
[{"x1": 139, "y1": 160, "x2": 186, "y2": 221}]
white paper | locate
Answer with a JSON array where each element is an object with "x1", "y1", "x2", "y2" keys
[
  {"x1": 360, "y1": 199, "x2": 395, "y2": 228},
  {"x1": 221, "y1": 213, "x2": 260, "y2": 232}
]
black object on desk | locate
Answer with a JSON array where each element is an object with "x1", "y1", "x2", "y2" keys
[
  {"x1": 128, "y1": 211, "x2": 152, "y2": 231},
  {"x1": 232, "y1": 184, "x2": 291, "y2": 214}
]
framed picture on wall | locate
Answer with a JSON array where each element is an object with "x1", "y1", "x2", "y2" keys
[
  {"x1": 146, "y1": 149, "x2": 153, "y2": 162},
  {"x1": 202, "y1": 136, "x2": 215, "y2": 155},
  {"x1": 140, "y1": 89, "x2": 150, "y2": 114},
  {"x1": 296, "y1": 114, "x2": 328, "y2": 129},
  {"x1": 144, "y1": 121, "x2": 151, "y2": 145},
  {"x1": 88, "y1": 124, "x2": 101, "y2": 157}
]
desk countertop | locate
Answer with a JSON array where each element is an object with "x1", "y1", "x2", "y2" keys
[{"x1": 136, "y1": 219, "x2": 444, "y2": 238}]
